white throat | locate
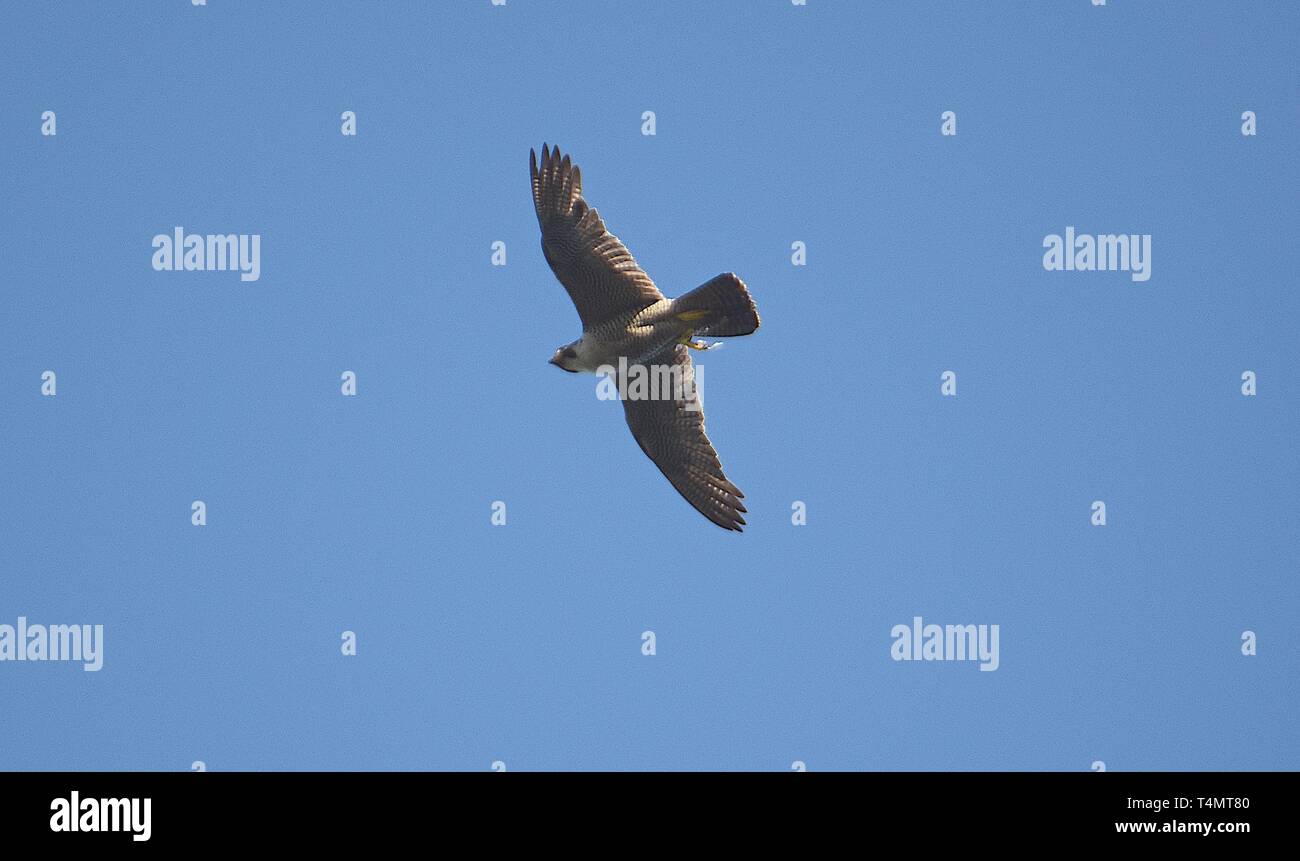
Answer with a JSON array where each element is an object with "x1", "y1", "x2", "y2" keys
[{"x1": 568, "y1": 334, "x2": 607, "y2": 373}]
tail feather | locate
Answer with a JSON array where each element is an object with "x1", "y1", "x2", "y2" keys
[{"x1": 672, "y1": 273, "x2": 760, "y2": 338}]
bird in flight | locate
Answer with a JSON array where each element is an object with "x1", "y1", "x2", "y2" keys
[{"x1": 530, "y1": 144, "x2": 761, "y2": 531}]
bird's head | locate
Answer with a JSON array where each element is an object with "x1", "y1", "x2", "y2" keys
[{"x1": 549, "y1": 345, "x2": 580, "y2": 373}]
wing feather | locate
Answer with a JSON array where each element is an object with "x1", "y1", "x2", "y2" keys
[
  {"x1": 620, "y1": 345, "x2": 747, "y2": 532},
  {"x1": 531, "y1": 144, "x2": 663, "y2": 329}
]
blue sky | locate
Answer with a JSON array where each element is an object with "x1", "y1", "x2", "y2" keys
[{"x1": 1, "y1": 1, "x2": 1296, "y2": 770}]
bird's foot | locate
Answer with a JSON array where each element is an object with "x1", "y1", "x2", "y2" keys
[{"x1": 685, "y1": 339, "x2": 721, "y2": 351}]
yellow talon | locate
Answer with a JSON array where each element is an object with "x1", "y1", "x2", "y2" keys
[{"x1": 676, "y1": 327, "x2": 712, "y2": 350}]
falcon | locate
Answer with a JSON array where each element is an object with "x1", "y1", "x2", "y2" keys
[{"x1": 530, "y1": 144, "x2": 761, "y2": 532}]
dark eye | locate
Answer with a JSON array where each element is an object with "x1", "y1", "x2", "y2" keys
[{"x1": 563, "y1": 348, "x2": 578, "y2": 359}]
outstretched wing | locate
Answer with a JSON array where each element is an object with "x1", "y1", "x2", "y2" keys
[
  {"x1": 531, "y1": 144, "x2": 663, "y2": 330},
  {"x1": 620, "y1": 344, "x2": 747, "y2": 532}
]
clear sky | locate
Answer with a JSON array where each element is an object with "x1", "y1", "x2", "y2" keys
[{"x1": 1, "y1": 1, "x2": 1295, "y2": 771}]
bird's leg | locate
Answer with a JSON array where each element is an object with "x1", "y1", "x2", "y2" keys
[
  {"x1": 684, "y1": 337, "x2": 721, "y2": 351},
  {"x1": 676, "y1": 323, "x2": 721, "y2": 351}
]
